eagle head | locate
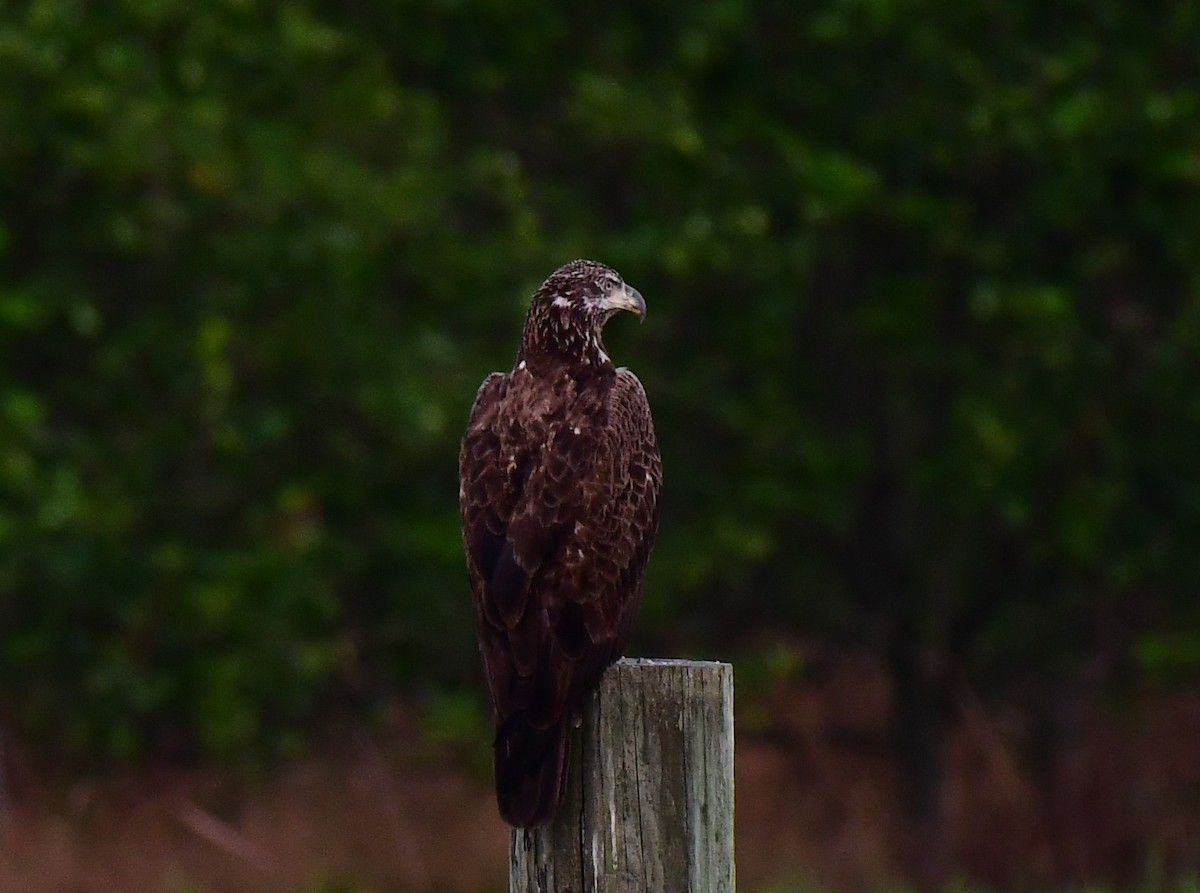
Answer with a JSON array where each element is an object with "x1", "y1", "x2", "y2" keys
[{"x1": 519, "y1": 259, "x2": 646, "y2": 372}]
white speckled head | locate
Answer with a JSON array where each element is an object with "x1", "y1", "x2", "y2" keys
[{"x1": 518, "y1": 259, "x2": 647, "y2": 372}]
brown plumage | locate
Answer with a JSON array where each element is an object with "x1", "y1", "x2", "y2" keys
[{"x1": 458, "y1": 259, "x2": 662, "y2": 828}]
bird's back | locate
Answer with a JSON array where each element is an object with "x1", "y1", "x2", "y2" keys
[{"x1": 459, "y1": 364, "x2": 660, "y2": 826}]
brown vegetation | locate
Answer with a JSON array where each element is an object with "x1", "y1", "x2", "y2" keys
[{"x1": 3, "y1": 654, "x2": 1198, "y2": 893}]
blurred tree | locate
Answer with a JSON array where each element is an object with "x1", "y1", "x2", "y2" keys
[{"x1": 1, "y1": 4, "x2": 1198, "y2": 868}]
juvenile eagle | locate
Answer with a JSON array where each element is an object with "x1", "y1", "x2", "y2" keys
[{"x1": 458, "y1": 259, "x2": 662, "y2": 828}]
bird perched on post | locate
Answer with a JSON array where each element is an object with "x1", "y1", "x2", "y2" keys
[{"x1": 458, "y1": 260, "x2": 662, "y2": 828}]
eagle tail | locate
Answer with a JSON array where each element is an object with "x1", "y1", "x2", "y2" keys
[{"x1": 494, "y1": 711, "x2": 570, "y2": 828}]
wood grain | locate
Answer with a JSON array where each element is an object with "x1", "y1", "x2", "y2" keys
[{"x1": 509, "y1": 658, "x2": 734, "y2": 893}]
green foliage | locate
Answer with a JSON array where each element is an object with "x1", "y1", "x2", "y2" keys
[{"x1": 1, "y1": 0, "x2": 1198, "y2": 760}]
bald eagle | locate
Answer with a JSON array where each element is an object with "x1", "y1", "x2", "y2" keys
[{"x1": 458, "y1": 260, "x2": 662, "y2": 828}]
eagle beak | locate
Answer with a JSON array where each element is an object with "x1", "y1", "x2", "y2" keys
[{"x1": 605, "y1": 283, "x2": 647, "y2": 321}]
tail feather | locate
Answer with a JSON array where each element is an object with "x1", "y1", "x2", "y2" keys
[{"x1": 494, "y1": 712, "x2": 569, "y2": 828}]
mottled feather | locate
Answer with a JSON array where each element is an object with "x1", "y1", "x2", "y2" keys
[{"x1": 458, "y1": 260, "x2": 662, "y2": 828}]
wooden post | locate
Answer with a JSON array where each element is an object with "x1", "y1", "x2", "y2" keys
[{"x1": 509, "y1": 658, "x2": 734, "y2": 893}]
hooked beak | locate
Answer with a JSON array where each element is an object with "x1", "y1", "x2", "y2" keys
[{"x1": 603, "y1": 283, "x2": 647, "y2": 321}]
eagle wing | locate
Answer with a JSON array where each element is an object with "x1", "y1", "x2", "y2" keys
[{"x1": 458, "y1": 367, "x2": 661, "y2": 825}]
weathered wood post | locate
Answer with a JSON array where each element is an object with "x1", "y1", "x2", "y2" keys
[{"x1": 509, "y1": 658, "x2": 734, "y2": 893}]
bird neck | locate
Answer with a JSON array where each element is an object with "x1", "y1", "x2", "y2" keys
[{"x1": 517, "y1": 307, "x2": 612, "y2": 375}]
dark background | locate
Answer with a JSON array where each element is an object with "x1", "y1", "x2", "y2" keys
[{"x1": 2, "y1": 1, "x2": 1199, "y2": 891}]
